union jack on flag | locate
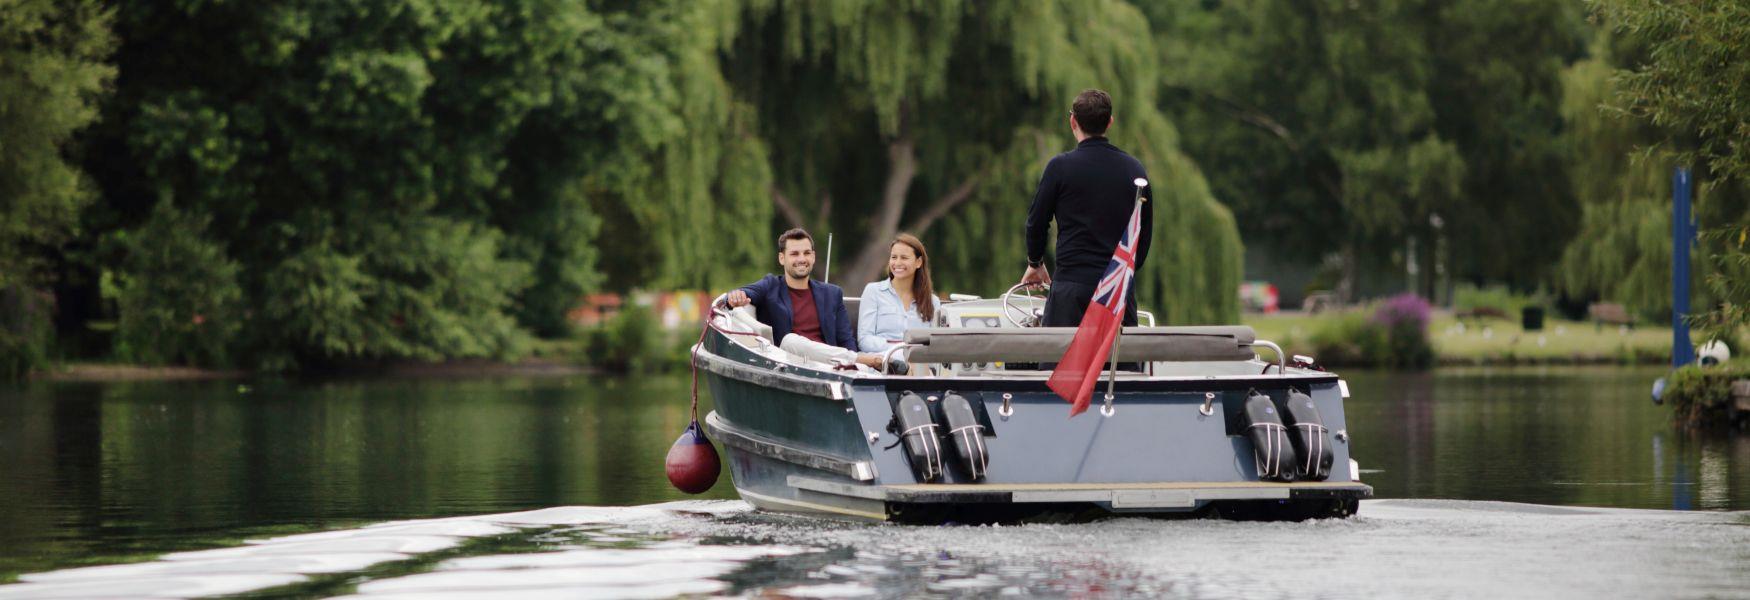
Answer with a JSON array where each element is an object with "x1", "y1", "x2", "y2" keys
[
  {"x1": 1091, "y1": 200, "x2": 1143, "y2": 317},
  {"x1": 1047, "y1": 197, "x2": 1144, "y2": 416}
]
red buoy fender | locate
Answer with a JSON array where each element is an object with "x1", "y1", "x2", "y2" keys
[{"x1": 665, "y1": 419, "x2": 721, "y2": 494}]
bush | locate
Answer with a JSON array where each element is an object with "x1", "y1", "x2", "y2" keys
[
  {"x1": 1454, "y1": 284, "x2": 1545, "y2": 317},
  {"x1": 0, "y1": 284, "x2": 55, "y2": 381},
  {"x1": 582, "y1": 305, "x2": 689, "y2": 373},
  {"x1": 1663, "y1": 361, "x2": 1750, "y2": 429},
  {"x1": 1306, "y1": 294, "x2": 1434, "y2": 369},
  {"x1": 109, "y1": 203, "x2": 244, "y2": 367},
  {"x1": 1373, "y1": 293, "x2": 1435, "y2": 368}
]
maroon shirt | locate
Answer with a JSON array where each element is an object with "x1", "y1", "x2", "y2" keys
[{"x1": 787, "y1": 285, "x2": 823, "y2": 343}]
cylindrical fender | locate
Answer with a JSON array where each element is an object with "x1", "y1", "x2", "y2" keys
[
  {"x1": 1242, "y1": 391, "x2": 1298, "y2": 482},
  {"x1": 1281, "y1": 389, "x2": 1333, "y2": 480},
  {"x1": 941, "y1": 393, "x2": 989, "y2": 480},
  {"x1": 895, "y1": 392, "x2": 943, "y2": 482}
]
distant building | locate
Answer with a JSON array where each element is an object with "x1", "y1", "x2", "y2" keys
[
  {"x1": 566, "y1": 293, "x2": 624, "y2": 328},
  {"x1": 566, "y1": 291, "x2": 711, "y2": 330}
]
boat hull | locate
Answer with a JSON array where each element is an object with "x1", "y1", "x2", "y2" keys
[{"x1": 696, "y1": 329, "x2": 1372, "y2": 523}]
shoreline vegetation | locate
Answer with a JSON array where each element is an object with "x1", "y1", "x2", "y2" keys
[
  {"x1": 29, "y1": 303, "x2": 1686, "y2": 384},
  {"x1": 1246, "y1": 310, "x2": 1675, "y2": 368}
]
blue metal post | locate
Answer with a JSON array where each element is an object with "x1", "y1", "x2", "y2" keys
[{"x1": 1672, "y1": 166, "x2": 1695, "y2": 368}]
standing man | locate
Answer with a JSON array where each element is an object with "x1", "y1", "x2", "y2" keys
[
  {"x1": 726, "y1": 228, "x2": 894, "y2": 371},
  {"x1": 1021, "y1": 89, "x2": 1153, "y2": 327}
]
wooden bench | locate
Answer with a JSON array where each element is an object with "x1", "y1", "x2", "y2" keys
[{"x1": 1588, "y1": 303, "x2": 1633, "y2": 330}]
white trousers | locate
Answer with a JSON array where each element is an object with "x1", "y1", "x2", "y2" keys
[{"x1": 779, "y1": 334, "x2": 861, "y2": 367}]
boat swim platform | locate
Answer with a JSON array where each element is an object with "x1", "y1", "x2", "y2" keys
[{"x1": 786, "y1": 475, "x2": 1372, "y2": 508}]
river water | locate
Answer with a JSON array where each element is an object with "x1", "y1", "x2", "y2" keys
[{"x1": 1, "y1": 366, "x2": 1747, "y2": 598}]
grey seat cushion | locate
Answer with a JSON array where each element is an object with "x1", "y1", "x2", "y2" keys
[{"x1": 903, "y1": 326, "x2": 1256, "y2": 364}]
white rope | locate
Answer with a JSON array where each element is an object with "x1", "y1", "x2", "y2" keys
[
  {"x1": 1247, "y1": 422, "x2": 1287, "y2": 478},
  {"x1": 950, "y1": 424, "x2": 987, "y2": 478},
  {"x1": 902, "y1": 423, "x2": 942, "y2": 480},
  {"x1": 1297, "y1": 423, "x2": 1328, "y2": 476}
]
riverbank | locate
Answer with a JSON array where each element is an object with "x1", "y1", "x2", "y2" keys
[
  {"x1": 1245, "y1": 311, "x2": 1672, "y2": 366},
  {"x1": 26, "y1": 313, "x2": 1675, "y2": 383}
]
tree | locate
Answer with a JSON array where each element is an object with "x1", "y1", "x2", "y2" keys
[
  {"x1": 1144, "y1": 0, "x2": 1584, "y2": 299},
  {"x1": 0, "y1": 0, "x2": 114, "y2": 377},
  {"x1": 79, "y1": 1, "x2": 633, "y2": 365},
  {"x1": 1555, "y1": 31, "x2": 1683, "y2": 316},
  {"x1": 720, "y1": 0, "x2": 1243, "y2": 322},
  {"x1": 1586, "y1": 0, "x2": 1750, "y2": 337}
]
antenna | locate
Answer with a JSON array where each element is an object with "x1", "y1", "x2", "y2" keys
[{"x1": 824, "y1": 233, "x2": 833, "y2": 283}]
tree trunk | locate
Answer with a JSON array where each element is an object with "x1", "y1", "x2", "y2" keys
[
  {"x1": 840, "y1": 137, "x2": 918, "y2": 288},
  {"x1": 1338, "y1": 243, "x2": 1357, "y2": 304}
]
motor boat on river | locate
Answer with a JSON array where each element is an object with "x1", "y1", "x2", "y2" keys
[{"x1": 692, "y1": 284, "x2": 1372, "y2": 523}]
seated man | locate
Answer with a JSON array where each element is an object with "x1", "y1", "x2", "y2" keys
[{"x1": 725, "y1": 228, "x2": 903, "y2": 373}]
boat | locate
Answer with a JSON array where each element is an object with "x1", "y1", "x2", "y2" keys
[{"x1": 693, "y1": 285, "x2": 1372, "y2": 523}]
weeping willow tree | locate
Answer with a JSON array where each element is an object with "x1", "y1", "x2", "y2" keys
[
  {"x1": 717, "y1": 0, "x2": 1242, "y2": 323},
  {"x1": 1555, "y1": 39, "x2": 1677, "y2": 317},
  {"x1": 1556, "y1": 24, "x2": 1750, "y2": 321},
  {"x1": 584, "y1": 2, "x2": 775, "y2": 293},
  {"x1": 1586, "y1": 0, "x2": 1750, "y2": 341}
]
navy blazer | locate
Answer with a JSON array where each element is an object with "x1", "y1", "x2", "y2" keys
[{"x1": 738, "y1": 274, "x2": 857, "y2": 352}]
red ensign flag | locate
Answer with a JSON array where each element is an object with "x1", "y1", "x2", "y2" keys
[{"x1": 1047, "y1": 198, "x2": 1143, "y2": 416}]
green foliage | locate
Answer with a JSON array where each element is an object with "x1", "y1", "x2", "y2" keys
[
  {"x1": 582, "y1": 305, "x2": 679, "y2": 374},
  {"x1": 1454, "y1": 284, "x2": 1545, "y2": 316},
  {"x1": 253, "y1": 216, "x2": 531, "y2": 369},
  {"x1": 0, "y1": 0, "x2": 115, "y2": 376},
  {"x1": 1306, "y1": 311, "x2": 1388, "y2": 368},
  {"x1": 0, "y1": 284, "x2": 55, "y2": 381},
  {"x1": 1555, "y1": 32, "x2": 1681, "y2": 315},
  {"x1": 1560, "y1": 7, "x2": 1750, "y2": 331},
  {"x1": 1304, "y1": 303, "x2": 1433, "y2": 369},
  {"x1": 722, "y1": 0, "x2": 1242, "y2": 322},
  {"x1": 0, "y1": 0, "x2": 114, "y2": 283},
  {"x1": 1592, "y1": 0, "x2": 1750, "y2": 184},
  {"x1": 1694, "y1": 226, "x2": 1750, "y2": 346},
  {"x1": 1662, "y1": 362, "x2": 1750, "y2": 430},
  {"x1": 1145, "y1": 0, "x2": 1585, "y2": 293},
  {"x1": 577, "y1": 3, "x2": 774, "y2": 293},
  {"x1": 109, "y1": 203, "x2": 243, "y2": 367}
]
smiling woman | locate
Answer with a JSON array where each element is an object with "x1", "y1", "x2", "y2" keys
[{"x1": 858, "y1": 234, "x2": 942, "y2": 354}]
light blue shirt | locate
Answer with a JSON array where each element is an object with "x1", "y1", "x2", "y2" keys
[{"x1": 857, "y1": 279, "x2": 941, "y2": 353}]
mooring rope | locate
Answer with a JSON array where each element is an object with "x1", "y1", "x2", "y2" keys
[{"x1": 691, "y1": 300, "x2": 763, "y2": 421}]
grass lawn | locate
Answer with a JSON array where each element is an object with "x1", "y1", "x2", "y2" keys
[{"x1": 1243, "y1": 310, "x2": 1674, "y2": 365}]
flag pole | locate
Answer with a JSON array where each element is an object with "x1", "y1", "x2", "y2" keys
[
  {"x1": 1103, "y1": 329, "x2": 1121, "y2": 414},
  {"x1": 1102, "y1": 178, "x2": 1150, "y2": 415}
]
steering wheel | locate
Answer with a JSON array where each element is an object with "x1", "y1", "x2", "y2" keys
[{"x1": 1001, "y1": 282, "x2": 1049, "y2": 327}]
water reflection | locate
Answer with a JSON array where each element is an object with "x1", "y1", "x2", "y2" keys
[
  {"x1": 2, "y1": 367, "x2": 1748, "y2": 581},
  {"x1": 1344, "y1": 366, "x2": 1749, "y2": 510}
]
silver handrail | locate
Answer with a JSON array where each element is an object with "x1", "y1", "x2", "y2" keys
[{"x1": 1254, "y1": 340, "x2": 1286, "y2": 376}]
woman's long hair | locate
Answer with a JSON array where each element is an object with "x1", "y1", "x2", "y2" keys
[{"x1": 890, "y1": 233, "x2": 935, "y2": 323}]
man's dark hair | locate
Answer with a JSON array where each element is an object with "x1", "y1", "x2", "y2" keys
[
  {"x1": 777, "y1": 228, "x2": 814, "y2": 252},
  {"x1": 1072, "y1": 89, "x2": 1112, "y2": 136}
]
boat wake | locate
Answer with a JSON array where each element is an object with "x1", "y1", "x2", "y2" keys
[{"x1": 1, "y1": 500, "x2": 1746, "y2": 599}]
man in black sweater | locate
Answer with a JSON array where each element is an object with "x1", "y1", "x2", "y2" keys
[{"x1": 1021, "y1": 89, "x2": 1153, "y2": 327}]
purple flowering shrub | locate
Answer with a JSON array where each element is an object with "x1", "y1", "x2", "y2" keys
[
  {"x1": 1307, "y1": 293, "x2": 1435, "y2": 369},
  {"x1": 1371, "y1": 293, "x2": 1434, "y2": 368},
  {"x1": 1372, "y1": 293, "x2": 1432, "y2": 331}
]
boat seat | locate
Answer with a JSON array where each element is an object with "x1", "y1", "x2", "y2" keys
[
  {"x1": 844, "y1": 297, "x2": 860, "y2": 333},
  {"x1": 903, "y1": 326, "x2": 1258, "y2": 364}
]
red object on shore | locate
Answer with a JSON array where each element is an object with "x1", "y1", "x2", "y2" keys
[{"x1": 665, "y1": 419, "x2": 721, "y2": 494}]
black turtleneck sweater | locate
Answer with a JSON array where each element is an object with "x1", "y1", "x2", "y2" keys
[{"x1": 1024, "y1": 137, "x2": 1154, "y2": 286}]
